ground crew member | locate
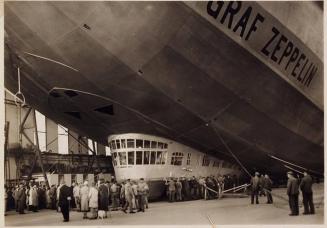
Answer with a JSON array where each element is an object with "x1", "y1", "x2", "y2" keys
[
  {"x1": 250, "y1": 172, "x2": 260, "y2": 204},
  {"x1": 175, "y1": 178, "x2": 182, "y2": 201},
  {"x1": 122, "y1": 179, "x2": 135, "y2": 213},
  {"x1": 259, "y1": 174, "x2": 266, "y2": 196},
  {"x1": 263, "y1": 174, "x2": 273, "y2": 204},
  {"x1": 167, "y1": 178, "x2": 176, "y2": 202},
  {"x1": 287, "y1": 171, "x2": 299, "y2": 216},
  {"x1": 300, "y1": 171, "x2": 315, "y2": 215},
  {"x1": 137, "y1": 178, "x2": 148, "y2": 212}
]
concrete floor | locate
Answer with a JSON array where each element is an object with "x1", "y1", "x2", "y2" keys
[{"x1": 5, "y1": 185, "x2": 324, "y2": 226}]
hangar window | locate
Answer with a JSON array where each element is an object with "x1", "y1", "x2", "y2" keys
[
  {"x1": 35, "y1": 110, "x2": 46, "y2": 152},
  {"x1": 136, "y1": 139, "x2": 143, "y2": 148},
  {"x1": 118, "y1": 152, "x2": 127, "y2": 165},
  {"x1": 150, "y1": 151, "x2": 156, "y2": 164},
  {"x1": 88, "y1": 139, "x2": 97, "y2": 155},
  {"x1": 144, "y1": 140, "x2": 150, "y2": 148},
  {"x1": 128, "y1": 151, "x2": 134, "y2": 165},
  {"x1": 136, "y1": 151, "x2": 143, "y2": 165},
  {"x1": 116, "y1": 140, "x2": 121, "y2": 149},
  {"x1": 163, "y1": 143, "x2": 168, "y2": 149},
  {"x1": 127, "y1": 139, "x2": 134, "y2": 148},
  {"x1": 58, "y1": 125, "x2": 69, "y2": 154},
  {"x1": 202, "y1": 155, "x2": 210, "y2": 166},
  {"x1": 171, "y1": 152, "x2": 184, "y2": 166},
  {"x1": 144, "y1": 151, "x2": 150, "y2": 165},
  {"x1": 151, "y1": 141, "x2": 157, "y2": 148},
  {"x1": 186, "y1": 153, "x2": 191, "y2": 165},
  {"x1": 121, "y1": 139, "x2": 126, "y2": 148}
]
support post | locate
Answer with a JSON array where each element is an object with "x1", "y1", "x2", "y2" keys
[{"x1": 20, "y1": 109, "x2": 50, "y2": 188}]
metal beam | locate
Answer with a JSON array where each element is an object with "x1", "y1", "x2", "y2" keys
[
  {"x1": 21, "y1": 114, "x2": 50, "y2": 188},
  {"x1": 19, "y1": 107, "x2": 32, "y2": 133}
]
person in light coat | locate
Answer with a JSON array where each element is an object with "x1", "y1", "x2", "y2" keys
[
  {"x1": 29, "y1": 185, "x2": 38, "y2": 212},
  {"x1": 57, "y1": 184, "x2": 63, "y2": 212},
  {"x1": 73, "y1": 183, "x2": 81, "y2": 211},
  {"x1": 122, "y1": 179, "x2": 135, "y2": 213},
  {"x1": 88, "y1": 182, "x2": 98, "y2": 219},
  {"x1": 79, "y1": 181, "x2": 89, "y2": 219}
]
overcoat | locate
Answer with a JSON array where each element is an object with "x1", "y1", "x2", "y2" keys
[
  {"x1": 88, "y1": 187, "x2": 98, "y2": 208},
  {"x1": 98, "y1": 184, "x2": 109, "y2": 211},
  {"x1": 80, "y1": 185, "x2": 89, "y2": 212},
  {"x1": 28, "y1": 187, "x2": 38, "y2": 206}
]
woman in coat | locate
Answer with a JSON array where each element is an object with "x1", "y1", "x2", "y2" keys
[
  {"x1": 98, "y1": 180, "x2": 109, "y2": 218},
  {"x1": 28, "y1": 185, "x2": 38, "y2": 212},
  {"x1": 88, "y1": 182, "x2": 98, "y2": 219},
  {"x1": 79, "y1": 181, "x2": 89, "y2": 219}
]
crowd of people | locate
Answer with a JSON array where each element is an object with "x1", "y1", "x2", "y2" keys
[
  {"x1": 164, "y1": 174, "x2": 242, "y2": 202},
  {"x1": 4, "y1": 171, "x2": 317, "y2": 221},
  {"x1": 4, "y1": 177, "x2": 149, "y2": 222},
  {"x1": 250, "y1": 171, "x2": 316, "y2": 216}
]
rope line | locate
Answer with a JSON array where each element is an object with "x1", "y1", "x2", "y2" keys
[{"x1": 212, "y1": 126, "x2": 252, "y2": 177}]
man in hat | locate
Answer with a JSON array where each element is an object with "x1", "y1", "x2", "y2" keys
[
  {"x1": 98, "y1": 179, "x2": 109, "y2": 218},
  {"x1": 58, "y1": 180, "x2": 73, "y2": 222},
  {"x1": 263, "y1": 174, "x2": 273, "y2": 204},
  {"x1": 137, "y1": 178, "x2": 149, "y2": 212},
  {"x1": 300, "y1": 171, "x2": 315, "y2": 215},
  {"x1": 122, "y1": 179, "x2": 135, "y2": 213},
  {"x1": 250, "y1": 172, "x2": 260, "y2": 204},
  {"x1": 287, "y1": 171, "x2": 299, "y2": 216},
  {"x1": 16, "y1": 183, "x2": 26, "y2": 214}
]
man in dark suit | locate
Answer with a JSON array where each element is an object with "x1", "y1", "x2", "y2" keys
[
  {"x1": 16, "y1": 183, "x2": 26, "y2": 214},
  {"x1": 300, "y1": 171, "x2": 315, "y2": 215},
  {"x1": 287, "y1": 171, "x2": 299, "y2": 216},
  {"x1": 58, "y1": 181, "x2": 72, "y2": 222},
  {"x1": 263, "y1": 174, "x2": 273, "y2": 204}
]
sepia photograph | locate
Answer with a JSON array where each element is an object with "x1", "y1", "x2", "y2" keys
[{"x1": 2, "y1": 0, "x2": 324, "y2": 226}]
